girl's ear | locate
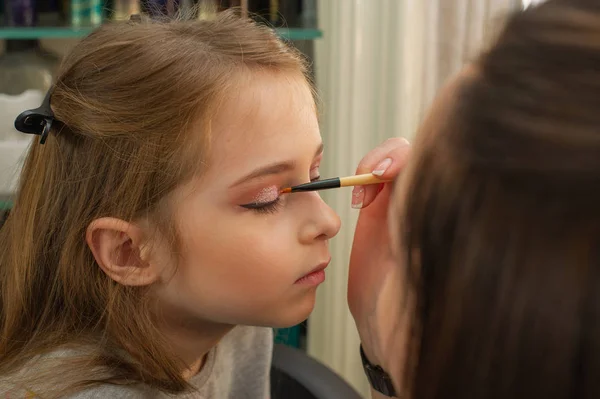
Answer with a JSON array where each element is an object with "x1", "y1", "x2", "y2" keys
[{"x1": 86, "y1": 217, "x2": 161, "y2": 286}]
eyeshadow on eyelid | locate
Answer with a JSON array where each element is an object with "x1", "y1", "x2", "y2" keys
[{"x1": 252, "y1": 186, "x2": 279, "y2": 203}]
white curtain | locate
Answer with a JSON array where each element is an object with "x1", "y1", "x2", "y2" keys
[{"x1": 309, "y1": 0, "x2": 521, "y2": 397}]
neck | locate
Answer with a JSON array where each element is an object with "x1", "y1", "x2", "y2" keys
[{"x1": 157, "y1": 313, "x2": 234, "y2": 379}]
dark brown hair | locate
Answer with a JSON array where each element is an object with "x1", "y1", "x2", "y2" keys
[
  {"x1": 0, "y1": 9, "x2": 309, "y2": 398},
  {"x1": 399, "y1": 1, "x2": 600, "y2": 398}
]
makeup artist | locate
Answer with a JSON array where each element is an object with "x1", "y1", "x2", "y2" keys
[{"x1": 347, "y1": 1, "x2": 600, "y2": 398}]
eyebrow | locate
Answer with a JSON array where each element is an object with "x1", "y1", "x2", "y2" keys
[{"x1": 230, "y1": 142, "x2": 324, "y2": 188}]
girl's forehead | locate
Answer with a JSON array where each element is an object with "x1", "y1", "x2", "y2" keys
[
  {"x1": 212, "y1": 73, "x2": 316, "y2": 146},
  {"x1": 196, "y1": 71, "x2": 320, "y2": 182}
]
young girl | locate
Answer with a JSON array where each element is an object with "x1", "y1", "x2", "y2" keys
[{"x1": 0, "y1": 10, "x2": 340, "y2": 398}]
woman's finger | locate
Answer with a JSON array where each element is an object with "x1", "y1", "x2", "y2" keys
[
  {"x1": 352, "y1": 138, "x2": 410, "y2": 209},
  {"x1": 354, "y1": 137, "x2": 410, "y2": 175}
]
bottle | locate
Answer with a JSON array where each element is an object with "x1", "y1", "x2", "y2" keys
[
  {"x1": 301, "y1": 0, "x2": 316, "y2": 28},
  {"x1": 111, "y1": 0, "x2": 141, "y2": 20},
  {"x1": 70, "y1": 0, "x2": 103, "y2": 27},
  {"x1": 195, "y1": 0, "x2": 217, "y2": 19},
  {"x1": 4, "y1": 0, "x2": 37, "y2": 26}
]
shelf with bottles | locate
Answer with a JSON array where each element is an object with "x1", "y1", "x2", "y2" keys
[
  {"x1": 0, "y1": 1, "x2": 321, "y2": 41},
  {"x1": 0, "y1": 25, "x2": 322, "y2": 40}
]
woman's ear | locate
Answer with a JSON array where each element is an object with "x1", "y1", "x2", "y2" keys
[{"x1": 86, "y1": 217, "x2": 161, "y2": 286}]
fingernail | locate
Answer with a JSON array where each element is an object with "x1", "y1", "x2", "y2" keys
[
  {"x1": 351, "y1": 187, "x2": 364, "y2": 209},
  {"x1": 372, "y1": 158, "x2": 392, "y2": 176}
]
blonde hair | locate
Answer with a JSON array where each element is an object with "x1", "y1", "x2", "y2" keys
[{"x1": 0, "y1": 10, "x2": 308, "y2": 397}]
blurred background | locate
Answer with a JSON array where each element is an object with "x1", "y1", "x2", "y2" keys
[{"x1": 0, "y1": 0, "x2": 541, "y2": 397}]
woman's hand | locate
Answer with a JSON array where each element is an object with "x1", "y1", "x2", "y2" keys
[{"x1": 347, "y1": 138, "x2": 410, "y2": 367}]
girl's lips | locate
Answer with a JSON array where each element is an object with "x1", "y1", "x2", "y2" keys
[
  {"x1": 295, "y1": 270, "x2": 326, "y2": 285},
  {"x1": 295, "y1": 258, "x2": 330, "y2": 285}
]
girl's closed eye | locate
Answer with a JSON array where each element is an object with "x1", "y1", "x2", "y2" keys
[
  {"x1": 240, "y1": 186, "x2": 282, "y2": 214},
  {"x1": 310, "y1": 167, "x2": 321, "y2": 182},
  {"x1": 240, "y1": 164, "x2": 322, "y2": 214}
]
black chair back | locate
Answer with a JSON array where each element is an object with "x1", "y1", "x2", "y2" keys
[{"x1": 270, "y1": 344, "x2": 363, "y2": 399}]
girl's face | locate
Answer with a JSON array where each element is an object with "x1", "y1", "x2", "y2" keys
[{"x1": 154, "y1": 71, "x2": 341, "y2": 329}]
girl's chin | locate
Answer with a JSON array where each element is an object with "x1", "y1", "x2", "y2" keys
[{"x1": 267, "y1": 293, "x2": 317, "y2": 328}]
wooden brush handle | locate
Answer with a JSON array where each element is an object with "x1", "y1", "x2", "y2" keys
[{"x1": 339, "y1": 173, "x2": 390, "y2": 187}]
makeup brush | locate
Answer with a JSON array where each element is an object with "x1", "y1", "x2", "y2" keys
[{"x1": 280, "y1": 173, "x2": 392, "y2": 194}]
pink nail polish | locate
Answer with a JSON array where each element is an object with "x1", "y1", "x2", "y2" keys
[
  {"x1": 352, "y1": 187, "x2": 364, "y2": 209},
  {"x1": 372, "y1": 158, "x2": 392, "y2": 177}
]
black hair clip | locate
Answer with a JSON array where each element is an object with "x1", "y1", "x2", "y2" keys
[{"x1": 14, "y1": 89, "x2": 55, "y2": 145}]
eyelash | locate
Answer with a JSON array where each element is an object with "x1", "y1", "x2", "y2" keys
[
  {"x1": 242, "y1": 175, "x2": 321, "y2": 215},
  {"x1": 242, "y1": 199, "x2": 283, "y2": 214}
]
